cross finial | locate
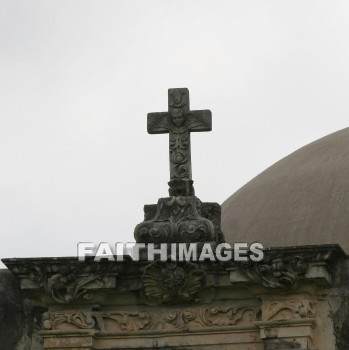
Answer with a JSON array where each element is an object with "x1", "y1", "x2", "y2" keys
[{"x1": 147, "y1": 88, "x2": 212, "y2": 196}]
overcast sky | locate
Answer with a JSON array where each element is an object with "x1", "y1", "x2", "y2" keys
[{"x1": 1, "y1": 1, "x2": 349, "y2": 267}]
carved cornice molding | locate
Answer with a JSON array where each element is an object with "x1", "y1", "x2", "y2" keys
[{"x1": 2, "y1": 244, "x2": 345, "y2": 306}]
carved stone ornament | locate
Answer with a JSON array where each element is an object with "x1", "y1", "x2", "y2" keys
[
  {"x1": 28, "y1": 261, "x2": 117, "y2": 304},
  {"x1": 261, "y1": 299, "x2": 315, "y2": 321},
  {"x1": 240, "y1": 255, "x2": 309, "y2": 289},
  {"x1": 142, "y1": 260, "x2": 205, "y2": 305},
  {"x1": 147, "y1": 88, "x2": 211, "y2": 196},
  {"x1": 134, "y1": 88, "x2": 224, "y2": 244},
  {"x1": 134, "y1": 196, "x2": 221, "y2": 243},
  {"x1": 42, "y1": 305, "x2": 257, "y2": 333},
  {"x1": 162, "y1": 306, "x2": 256, "y2": 330},
  {"x1": 204, "y1": 306, "x2": 256, "y2": 327},
  {"x1": 102, "y1": 311, "x2": 151, "y2": 331},
  {"x1": 43, "y1": 310, "x2": 96, "y2": 330}
]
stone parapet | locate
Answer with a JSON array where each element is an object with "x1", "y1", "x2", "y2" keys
[{"x1": 1, "y1": 244, "x2": 346, "y2": 349}]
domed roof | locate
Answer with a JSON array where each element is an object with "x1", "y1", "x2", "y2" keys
[{"x1": 221, "y1": 127, "x2": 349, "y2": 253}]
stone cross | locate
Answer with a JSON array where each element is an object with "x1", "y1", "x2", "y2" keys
[{"x1": 147, "y1": 88, "x2": 212, "y2": 196}]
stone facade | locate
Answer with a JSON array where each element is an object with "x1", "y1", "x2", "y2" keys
[{"x1": 2, "y1": 244, "x2": 348, "y2": 350}]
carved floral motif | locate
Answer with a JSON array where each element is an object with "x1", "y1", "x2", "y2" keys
[
  {"x1": 102, "y1": 312, "x2": 151, "y2": 331},
  {"x1": 43, "y1": 311, "x2": 95, "y2": 330},
  {"x1": 28, "y1": 262, "x2": 117, "y2": 304},
  {"x1": 262, "y1": 300, "x2": 315, "y2": 321},
  {"x1": 239, "y1": 255, "x2": 309, "y2": 289},
  {"x1": 205, "y1": 307, "x2": 256, "y2": 326},
  {"x1": 42, "y1": 305, "x2": 257, "y2": 333},
  {"x1": 142, "y1": 260, "x2": 205, "y2": 304},
  {"x1": 164, "y1": 310, "x2": 198, "y2": 330}
]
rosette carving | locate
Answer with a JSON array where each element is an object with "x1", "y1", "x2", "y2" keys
[{"x1": 171, "y1": 148, "x2": 188, "y2": 164}]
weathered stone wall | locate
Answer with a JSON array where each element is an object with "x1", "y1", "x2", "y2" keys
[
  {"x1": 0, "y1": 269, "x2": 44, "y2": 350},
  {"x1": 331, "y1": 259, "x2": 349, "y2": 350}
]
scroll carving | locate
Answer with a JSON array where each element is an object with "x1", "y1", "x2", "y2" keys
[
  {"x1": 102, "y1": 312, "x2": 151, "y2": 331},
  {"x1": 28, "y1": 262, "x2": 117, "y2": 304},
  {"x1": 134, "y1": 196, "x2": 223, "y2": 244},
  {"x1": 239, "y1": 255, "x2": 309, "y2": 289},
  {"x1": 42, "y1": 305, "x2": 257, "y2": 333},
  {"x1": 43, "y1": 311, "x2": 95, "y2": 330},
  {"x1": 205, "y1": 306, "x2": 256, "y2": 326},
  {"x1": 262, "y1": 300, "x2": 315, "y2": 321}
]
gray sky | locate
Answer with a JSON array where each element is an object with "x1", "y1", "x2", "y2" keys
[{"x1": 1, "y1": 0, "x2": 349, "y2": 267}]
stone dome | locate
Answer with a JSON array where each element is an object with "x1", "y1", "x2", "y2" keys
[{"x1": 221, "y1": 127, "x2": 349, "y2": 253}]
